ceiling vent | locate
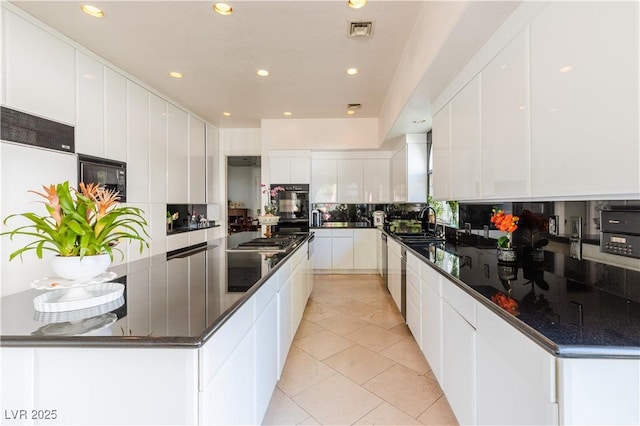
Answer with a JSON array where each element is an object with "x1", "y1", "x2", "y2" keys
[
  {"x1": 348, "y1": 21, "x2": 373, "y2": 37},
  {"x1": 347, "y1": 103, "x2": 362, "y2": 110}
]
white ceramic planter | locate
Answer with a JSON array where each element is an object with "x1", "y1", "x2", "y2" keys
[{"x1": 50, "y1": 253, "x2": 111, "y2": 281}]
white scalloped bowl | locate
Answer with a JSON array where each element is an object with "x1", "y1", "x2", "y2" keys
[
  {"x1": 258, "y1": 215, "x2": 280, "y2": 225},
  {"x1": 50, "y1": 253, "x2": 111, "y2": 281}
]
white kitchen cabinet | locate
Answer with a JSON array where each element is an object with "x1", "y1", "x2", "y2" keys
[
  {"x1": 331, "y1": 229, "x2": 354, "y2": 270},
  {"x1": 406, "y1": 137, "x2": 428, "y2": 202},
  {"x1": 391, "y1": 146, "x2": 407, "y2": 202},
  {"x1": 291, "y1": 243, "x2": 308, "y2": 332},
  {"x1": 149, "y1": 93, "x2": 168, "y2": 204},
  {"x1": 206, "y1": 123, "x2": 220, "y2": 204},
  {"x1": 269, "y1": 157, "x2": 290, "y2": 184},
  {"x1": 420, "y1": 263, "x2": 443, "y2": 383},
  {"x1": 481, "y1": 28, "x2": 530, "y2": 199},
  {"x1": 277, "y1": 273, "x2": 293, "y2": 376},
  {"x1": 253, "y1": 276, "x2": 278, "y2": 423},
  {"x1": 376, "y1": 230, "x2": 384, "y2": 276},
  {"x1": 387, "y1": 238, "x2": 402, "y2": 311},
  {"x1": 201, "y1": 302, "x2": 256, "y2": 425},
  {"x1": 337, "y1": 159, "x2": 364, "y2": 203},
  {"x1": 76, "y1": 51, "x2": 104, "y2": 156},
  {"x1": 442, "y1": 300, "x2": 476, "y2": 426},
  {"x1": 353, "y1": 229, "x2": 377, "y2": 270},
  {"x1": 4, "y1": 10, "x2": 75, "y2": 125},
  {"x1": 189, "y1": 115, "x2": 206, "y2": 204},
  {"x1": 167, "y1": 104, "x2": 189, "y2": 203},
  {"x1": 431, "y1": 104, "x2": 452, "y2": 200},
  {"x1": 530, "y1": 1, "x2": 639, "y2": 198},
  {"x1": 268, "y1": 152, "x2": 311, "y2": 184},
  {"x1": 406, "y1": 252, "x2": 421, "y2": 346},
  {"x1": 311, "y1": 158, "x2": 337, "y2": 202},
  {"x1": 363, "y1": 159, "x2": 391, "y2": 203},
  {"x1": 104, "y1": 68, "x2": 127, "y2": 162},
  {"x1": 476, "y1": 302, "x2": 557, "y2": 425},
  {"x1": 450, "y1": 74, "x2": 482, "y2": 200},
  {"x1": 312, "y1": 230, "x2": 332, "y2": 270},
  {"x1": 126, "y1": 81, "x2": 150, "y2": 203}
]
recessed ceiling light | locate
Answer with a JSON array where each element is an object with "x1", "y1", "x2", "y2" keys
[
  {"x1": 559, "y1": 65, "x2": 573, "y2": 73},
  {"x1": 346, "y1": 68, "x2": 359, "y2": 76},
  {"x1": 283, "y1": 112, "x2": 293, "y2": 116},
  {"x1": 348, "y1": 0, "x2": 367, "y2": 9},
  {"x1": 223, "y1": 112, "x2": 231, "y2": 117},
  {"x1": 256, "y1": 69, "x2": 269, "y2": 77},
  {"x1": 168, "y1": 71, "x2": 184, "y2": 79},
  {"x1": 346, "y1": 110, "x2": 356, "y2": 115},
  {"x1": 213, "y1": 3, "x2": 233, "y2": 16},
  {"x1": 81, "y1": 4, "x2": 105, "y2": 18}
]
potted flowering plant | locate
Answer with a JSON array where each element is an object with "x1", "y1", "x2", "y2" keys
[
  {"x1": 1, "y1": 181, "x2": 149, "y2": 280},
  {"x1": 260, "y1": 184, "x2": 285, "y2": 215},
  {"x1": 490, "y1": 208, "x2": 519, "y2": 263}
]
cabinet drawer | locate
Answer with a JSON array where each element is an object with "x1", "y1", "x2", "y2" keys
[
  {"x1": 407, "y1": 252, "x2": 420, "y2": 275},
  {"x1": 254, "y1": 275, "x2": 277, "y2": 320},
  {"x1": 476, "y1": 303, "x2": 555, "y2": 402},
  {"x1": 388, "y1": 238, "x2": 402, "y2": 257},
  {"x1": 331, "y1": 229, "x2": 353, "y2": 238},
  {"x1": 313, "y1": 229, "x2": 331, "y2": 238},
  {"x1": 442, "y1": 279, "x2": 476, "y2": 328},
  {"x1": 421, "y1": 263, "x2": 442, "y2": 296}
]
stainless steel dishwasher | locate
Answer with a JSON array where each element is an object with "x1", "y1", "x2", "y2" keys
[
  {"x1": 381, "y1": 232, "x2": 388, "y2": 288},
  {"x1": 400, "y1": 246, "x2": 407, "y2": 320}
]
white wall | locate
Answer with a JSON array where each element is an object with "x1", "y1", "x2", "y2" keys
[{"x1": 261, "y1": 118, "x2": 379, "y2": 150}]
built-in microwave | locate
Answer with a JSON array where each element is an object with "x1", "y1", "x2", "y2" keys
[{"x1": 78, "y1": 154, "x2": 127, "y2": 202}]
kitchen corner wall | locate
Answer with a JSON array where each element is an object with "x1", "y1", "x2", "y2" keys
[{"x1": 0, "y1": 4, "x2": 223, "y2": 296}]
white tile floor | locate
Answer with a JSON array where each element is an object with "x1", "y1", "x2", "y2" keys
[{"x1": 262, "y1": 274, "x2": 458, "y2": 426}]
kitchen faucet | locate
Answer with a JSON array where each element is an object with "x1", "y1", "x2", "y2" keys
[{"x1": 418, "y1": 206, "x2": 437, "y2": 235}]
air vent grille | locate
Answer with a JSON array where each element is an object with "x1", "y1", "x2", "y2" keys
[
  {"x1": 348, "y1": 21, "x2": 373, "y2": 37},
  {"x1": 347, "y1": 103, "x2": 362, "y2": 109}
]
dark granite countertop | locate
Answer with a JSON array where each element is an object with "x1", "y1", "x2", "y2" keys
[
  {"x1": 395, "y1": 233, "x2": 640, "y2": 358},
  {"x1": 0, "y1": 232, "x2": 311, "y2": 348}
]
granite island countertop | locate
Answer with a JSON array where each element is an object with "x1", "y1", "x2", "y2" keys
[
  {"x1": 0, "y1": 232, "x2": 312, "y2": 348},
  {"x1": 394, "y1": 233, "x2": 640, "y2": 358}
]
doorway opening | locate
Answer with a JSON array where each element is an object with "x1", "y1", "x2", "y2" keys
[{"x1": 227, "y1": 156, "x2": 261, "y2": 233}]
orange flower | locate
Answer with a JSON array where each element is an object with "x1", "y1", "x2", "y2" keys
[
  {"x1": 29, "y1": 184, "x2": 62, "y2": 226},
  {"x1": 94, "y1": 187, "x2": 120, "y2": 219},
  {"x1": 491, "y1": 209, "x2": 519, "y2": 233}
]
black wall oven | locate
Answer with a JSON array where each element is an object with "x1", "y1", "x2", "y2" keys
[
  {"x1": 78, "y1": 154, "x2": 127, "y2": 202},
  {"x1": 271, "y1": 184, "x2": 309, "y2": 233}
]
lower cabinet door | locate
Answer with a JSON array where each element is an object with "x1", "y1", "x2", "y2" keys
[
  {"x1": 254, "y1": 296, "x2": 278, "y2": 423},
  {"x1": 442, "y1": 301, "x2": 476, "y2": 425},
  {"x1": 421, "y1": 280, "x2": 443, "y2": 384},
  {"x1": 313, "y1": 237, "x2": 332, "y2": 269},
  {"x1": 200, "y1": 329, "x2": 256, "y2": 425}
]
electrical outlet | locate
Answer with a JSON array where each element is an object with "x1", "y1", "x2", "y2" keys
[{"x1": 483, "y1": 225, "x2": 489, "y2": 239}]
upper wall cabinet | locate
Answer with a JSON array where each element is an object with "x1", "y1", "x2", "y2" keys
[
  {"x1": 311, "y1": 159, "x2": 337, "y2": 202},
  {"x1": 450, "y1": 75, "x2": 482, "y2": 200},
  {"x1": 167, "y1": 105, "x2": 189, "y2": 204},
  {"x1": 126, "y1": 82, "x2": 150, "y2": 204},
  {"x1": 363, "y1": 159, "x2": 391, "y2": 203},
  {"x1": 391, "y1": 146, "x2": 407, "y2": 202},
  {"x1": 530, "y1": 1, "x2": 639, "y2": 198},
  {"x1": 206, "y1": 123, "x2": 220, "y2": 204},
  {"x1": 4, "y1": 10, "x2": 75, "y2": 125},
  {"x1": 149, "y1": 93, "x2": 168, "y2": 204},
  {"x1": 76, "y1": 52, "x2": 104, "y2": 157},
  {"x1": 268, "y1": 151, "x2": 311, "y2": 184},
  {"x1": 76, "y1": 53, "x2": 128, "y2": 162},
  {"x1": 431, "y1": 105, "x2": 452, "y2": 201},
  {"x1": 337, "y1": 159, "x2": 364, "y2": 203},
  {"x1": 189, "y1": 115, "x2": 206, "y2": 204},
  {"x1": 104, "y1": 68, "x2": 127, "y2": 162},
  {"x1": 481, "y1": 28, "x2": 530, "y2": 199}
]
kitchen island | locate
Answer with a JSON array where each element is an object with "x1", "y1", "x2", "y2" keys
[
  {"x1": 1, "y1": 232, "x2": 313, "y2": 425},
  {"x1": 388, "y1": 231, "x2": 640, "y2": 425}
]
